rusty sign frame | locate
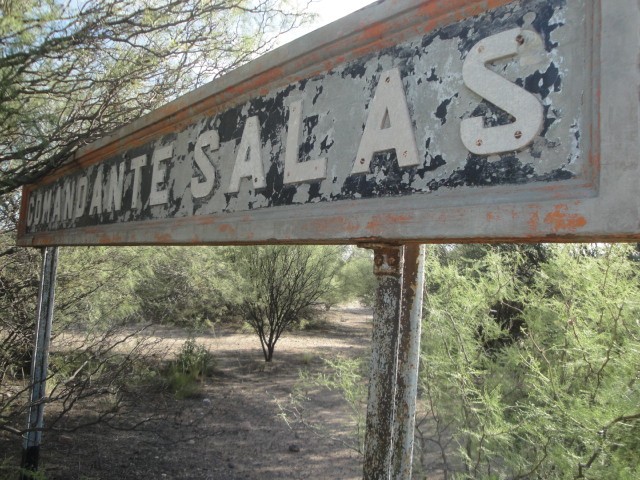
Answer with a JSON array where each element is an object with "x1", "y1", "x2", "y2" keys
[{"x1": 16, "y1": 0, "x2": 640, "y2": 246}]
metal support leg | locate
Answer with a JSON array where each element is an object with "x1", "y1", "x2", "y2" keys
[
  {"x1": 20, "y1": 246, "x2": 59, "y2": 478},
  {"x1": 362, "y1": 244, "x2": 403, "y2": 480},
  {"x1": 392, "y1": 244, "x2": 425, "y2": 480}
]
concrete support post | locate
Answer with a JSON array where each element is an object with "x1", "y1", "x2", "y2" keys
[
  {"x1": 20, "y1": 246, "x2": 59, "y2": 478},
  {"x1": 391, "y1": 244, "x2": 425, "y2": 480},
  {"x1": 362, "y1": 244, "x2": 404, "y2": 480}
]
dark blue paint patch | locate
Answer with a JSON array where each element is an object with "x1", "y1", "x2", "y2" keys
[
  {"x1": 469, "y1": 101, "x2": 515, "y2": 128},
  {"x1": 312, "y1": 85, "x2": 324, "y2": 105},
  {"x1": 523, "y1": 62, "x2": 561, "y2": 100},
  {"x1": 341, "y1": 59, "x2": 369, "y2": 79},
  {"x1": 320, "y1": 135, "x2": 334, "y2": 154},
  {"x1": 263, "y1": 161, "x2": 296, "y2": 207},
  {"x1": 426, "y1": 68, "x2": 439, "y2": 82},
  {"x1": 307, "y1": 181, "x2": 322, "y2": 202},
  {"x1": 435, "y1": 96, "x2": 455, "y2": 125},
  {"x1": 297, "y1": 78, "x2": 309, "y2": 91},
  {"x1": 529, "y1": 1, "x2": 565, "y2": 51},
  {"x1": 303, "y1": 115, "x2": 319, "y2": 138},
  {"x1": 300, "y1": 114, "x2": 320, "y2": 159},
  {"x1": 416, "y1": 155, "x2": 446, "y2": 180},
  {"x1": 339, "y1": 151, "x2": 410, "y2": 199},
  {"x1": 540, "y1": 105, "x2": 555, "y2": 137},
  {"x1": 428, "y1": 156, "x2": 574, "y2": 192}
]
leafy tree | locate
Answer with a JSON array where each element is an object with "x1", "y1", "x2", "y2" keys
[
  {"x1": 330, "y1": 246, "x2": 376, "y2": 307},
  {"x1": 234, "y1": 245, "x2": 339, "y2": 361},
  {"x1": 0, "y1": 0, "x2": 313, "y2": 373},
  {"x1": 0, "y1": 233, "x2": 40, "y2": 381},
  {"x1": 133, "y1": 246, "x2": 240, "y2": 327},
  {"x1": 418, "y1": 243, "x2": 640, "y2": 479},
  {"x1": 293, "y1": 244, "x2": 640, "y2": 479},
  {"x1": 0, "y1": 0, "x2": 313, "y2": 461}
]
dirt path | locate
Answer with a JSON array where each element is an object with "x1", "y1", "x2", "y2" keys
[{"x1": 1, "y1": 307, "x2": 373, "y2": 479}]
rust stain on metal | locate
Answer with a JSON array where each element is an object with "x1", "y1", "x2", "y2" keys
[
  {"x1": 363, "y1": 244, "x2": 403, "y2": 480},
  {"x1": 366, "y1": 214, "x2": 412, "y2": 234},
  {"x1": 417, "y1": 0, "x2": 513, "y2": 23},
  {"x1": 154, "y1": 233, "x2": 174, "y2": 243},
  {"x1": 527, "y1": 210, "x2": 541, "y2": 233},
  {"x1": 217, "y1": 224, "x2": 236, "y2": 235},
  {"x1": 97, "y1": 233, "x2": 125, "y2": 245},
  {"x1": 391, "y1": 243, "x2": 424, "y2": 480},
  {"x1": 543, "y1": 204, "x2": 588, "y2": 232},
  {"x1": 358, "y1": 22, "x2": 387, "y2": 43},
  {"x1": 309, "y1": 216, "x2": 361, "y2": 235}
]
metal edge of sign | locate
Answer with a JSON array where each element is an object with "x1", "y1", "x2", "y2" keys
[{"x1": 16, "y1": 0, "x2": 640, "y2": 246}]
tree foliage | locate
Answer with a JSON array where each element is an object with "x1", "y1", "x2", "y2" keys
[
  {"x1": 0, "y1": 0, "x2": 311, "y2": 193},
  {"x1": 234, "y1": 245, "x2": 339, "y2": 361},
  {"x1": 0, "y1": 0, "x2": 314, "y2": 451},
  {"x1": 330, "y1": 247, "x2": 376, "y2": 307},
  {"x1": 418, "y1": 244, "x2": 640, "y2": 479},
  {"x1": 133, "y1": 246, "x2": 239, "y2": 327},
  {"x1": 0, "y1": 233, "x2": 40, "y2": 381}
]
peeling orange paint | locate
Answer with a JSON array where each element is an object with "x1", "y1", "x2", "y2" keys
[
  {"x1": 154, "y1": 233, "x2": 174, "y2": 243},
  {"x1": 218, "y1": 224, "x2": 236, "y2": 235},
  {"x1": 359, "y1": 22, "x2": 387, "y2": 42},
  {"x1": 527, "y1": 210, "x2": 540, "y2": 233},
  {"x1": 366, "y1": 214, "x2": 412, "y2": 233},
  {"x1": 417, "y1": 0, "x2": 512, "y2": 23},
  {"x1": 543, "y1": 204, "x2": 587, "y2": 233}
]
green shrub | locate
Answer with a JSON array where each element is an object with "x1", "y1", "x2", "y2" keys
[
  {"x1": 175, "y1": 337, "x2": 214, "y2": 378},
  {"x1": 166, "y1": 338, "x2": 214, "y2": 399},
  {"x1": 419, "y1": 244, "x2": 640, "y2": 479},
  {"x1": 290, "y1": 357, "x2": 368, "y2": 453},
  {"x1": 134, "y1": 247, "x2": 239, "y2": 327}
]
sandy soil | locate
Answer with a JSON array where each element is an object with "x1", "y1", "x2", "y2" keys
[{"x1": 1, "y1": 307, "x2": 374, "y2": 480}]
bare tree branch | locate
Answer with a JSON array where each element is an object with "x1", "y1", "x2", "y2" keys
[{"x1": 0, "y1": 0, "x2": 313, "y2": 194}]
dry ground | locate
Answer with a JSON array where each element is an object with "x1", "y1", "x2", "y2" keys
[{"x1": 1, "y1": 307, "x2": 374, "y2": 479}]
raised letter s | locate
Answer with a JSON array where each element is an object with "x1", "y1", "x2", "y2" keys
[{"x1": 460, "y1": 28, "x2": 544, "y2": 155}]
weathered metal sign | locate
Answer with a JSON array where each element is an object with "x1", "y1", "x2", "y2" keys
[{"x1": 16, "y1": 0, "x2": 640, "y2": 246}]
